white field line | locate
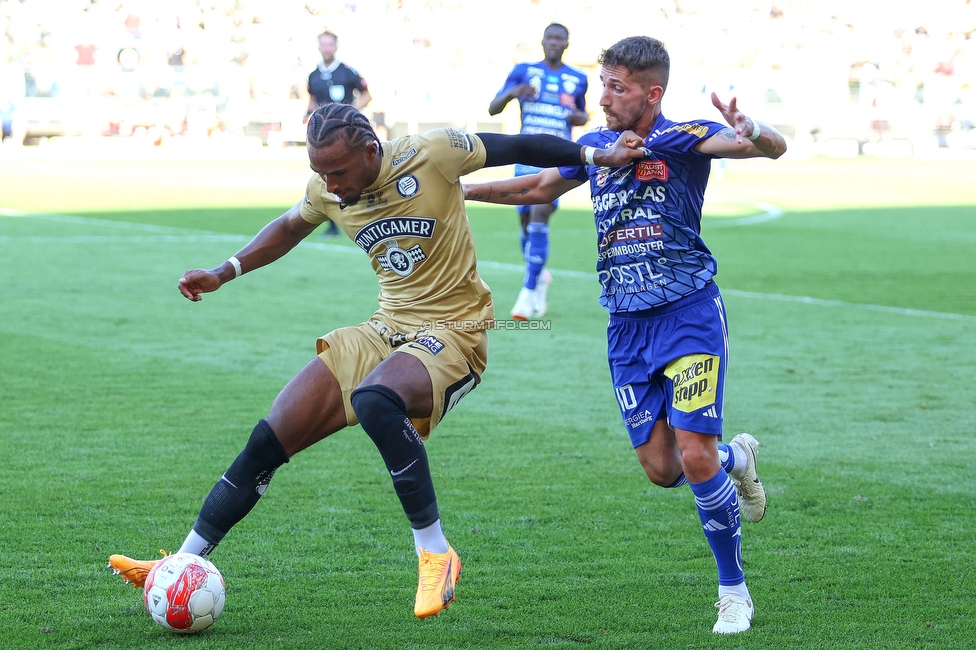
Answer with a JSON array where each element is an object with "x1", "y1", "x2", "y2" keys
[
  {"x1": 702, "y1": 201, "x2": 785, "y2": 227},
  {"x1": 3, "y1": 208, "x2": 973, "y2": 323},
  {"x1": 719, "y1": 289, "x2": 976, "y2": 322}
]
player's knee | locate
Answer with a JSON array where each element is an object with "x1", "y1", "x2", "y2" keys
[
  {"x1": 195, "y1": 420, "x2": 290, "y2": 544},
  {"x1": 228, "y1": 419, "x2": 290, "y2": 481},
  {"x1": 677, "y1": 444, "x2": 719, "y2": 480},
  {"x1": 351, "y1": 384, "x2": 404, "y2": 425},
  {"x1": 351, "y1": 385, "x2": 421, "y2": 451}
]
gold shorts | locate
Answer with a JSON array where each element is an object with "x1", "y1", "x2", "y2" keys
[{"x1": 316, "y1": 318, "x2": 488, "y2": 439}]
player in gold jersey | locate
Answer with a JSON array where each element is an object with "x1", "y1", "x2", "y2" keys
[{"x1": 108, "y1": 103, "x2": 647, "y2": 620}]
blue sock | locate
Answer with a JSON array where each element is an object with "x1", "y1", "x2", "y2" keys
[
  {"x1": 718, "y1": 443, "x2": 736, "y2": 474},
  {"x1": 520, "y1": 229, "x2": 528, "y2": 262},
  {"x1": 524, "y1": 222, "x2": 549, "y2": 290},
  {"x1": 689, "y1": 470, "x2": 744, "y2": 586},
  {"x1": 666, "y1": 474, "x2": 688, "y2": 488}
]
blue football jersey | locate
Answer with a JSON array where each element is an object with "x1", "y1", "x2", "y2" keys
[
  {"x1": 494, "y1": 61, "x2": 588, "y2": 175},
  {"x1": 559, "y1": 114, "x2": 726, "y2": 314}
]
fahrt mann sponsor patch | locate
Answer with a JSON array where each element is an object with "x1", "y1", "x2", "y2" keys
[{"x1": 636, "y1": 160, "x2": 668, "y2": 182}]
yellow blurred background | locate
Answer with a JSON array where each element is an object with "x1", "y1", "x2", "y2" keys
[{"x1": 1, "y1": 0, "x2": 974, "y2": 159}]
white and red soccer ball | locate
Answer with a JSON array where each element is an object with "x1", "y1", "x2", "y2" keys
[{"x1": 143, "y1": 552, "x2": 226, "y2": 633}]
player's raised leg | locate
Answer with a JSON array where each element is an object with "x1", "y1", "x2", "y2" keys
[{"x1": 108, "y1": 356, "x2": 347, "y2": 587}]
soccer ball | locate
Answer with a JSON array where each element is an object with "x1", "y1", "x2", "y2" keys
[{"x1": 143, "y1": 552, "x2": 226, "y2": 633}]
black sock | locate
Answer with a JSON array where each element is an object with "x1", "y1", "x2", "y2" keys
[
  {"x1": 350, "y1": 385, "x2": 439, "y2": 528},
  {"x1": 193, "y1": 419, "x2": 290, "y2": 545}
]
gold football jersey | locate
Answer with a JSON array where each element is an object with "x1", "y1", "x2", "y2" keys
[{"x1": 300, "y1": 129, "x2": 494, "y2": 331}]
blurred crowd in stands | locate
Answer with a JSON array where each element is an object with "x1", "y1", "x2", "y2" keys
[{"x1": 1, "y1": 0, "x2": 974, "y2": 156}]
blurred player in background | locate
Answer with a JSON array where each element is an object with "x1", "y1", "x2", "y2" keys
[
  {"x1": 488, "y1": 23, "x2": 588, "y2": 319},
  {"x1": 0, "y1": 43, "x2": 27, "y2": 146},
  {"x1": 306, "y1": 30, "x2": 372, "y2": 237},
  {"x1": 466, "y1": 35, "x2": 788, "y2": 635},
  {"x1": 306, "y1": 30, "x2": 372, "y2": 114},
  {"x1": 108, "y1": 103, "x2": 647, "y2": 619}
]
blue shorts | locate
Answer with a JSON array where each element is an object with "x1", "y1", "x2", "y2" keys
[
  {"x1": 515, "y1": 165, "x2": 558, "y2": 215},
  {"x1": 607, "y1": 282, "x2": 729, "y2": 447}
]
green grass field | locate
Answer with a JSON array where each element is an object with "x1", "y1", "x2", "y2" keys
[{"x1": 1, "y1": 150, "x2": 974, "y2": 649}]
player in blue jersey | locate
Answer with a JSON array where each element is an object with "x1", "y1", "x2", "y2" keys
[
  {"x1": 466, "y1": 35, "x2": 787, "y2": 634},
  {"x1": 488, "y1": 23, "x2": 589, "y2": 320}
]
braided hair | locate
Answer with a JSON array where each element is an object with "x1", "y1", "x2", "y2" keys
[{"x1": 306, "y1": 103, "x2": 382, "y2": 154}]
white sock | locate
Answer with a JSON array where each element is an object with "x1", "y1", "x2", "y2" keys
[
  {"x1": 412, "y1": 519, "x2": 449, "y2": 555},
  {"x1": 719, "y1": 582, "x2": 751, "y2": 601},
  {"x1": 178, "y1": 530, "x2": 216, "y2": 558},
  {"x1": 724, "y1": 441, "x2": 748, "y2": 479}
]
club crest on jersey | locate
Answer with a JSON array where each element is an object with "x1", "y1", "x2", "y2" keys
[
  {"x1": 377, "y1": 239, "x2": 427, "y2": 277},
  {"x1": 396, "y1": 174, "x2": 420, "y2": 198},
  {"x1": 637, "y1": 160, "x2": 668, "y2": 182},
  {"x1": 354, "y1": 217, "x2": 434, "y2": 278}
]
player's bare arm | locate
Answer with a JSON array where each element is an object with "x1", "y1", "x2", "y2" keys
[
  {"x1": 178, "y1": 202, "x2": 318, "y2": 302},
  {"x1": 465, "y1": 168, "x2": 582, "y2": 205},
  {"x1": 567, "y1": 108, "x2": 589, "y2": 127},
  {"x1": 698, "y1": 93, "x2": 788, "y2": 159},
  {"x1": 354, "y1": 89, "x2": 373, "y2": 110},
  {"x1": 488, "y1": 83, "x2": 537, "y2": 115}
]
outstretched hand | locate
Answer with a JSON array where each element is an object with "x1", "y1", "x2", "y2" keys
[
  {"x1": 711, "y1": 92, "x2": 755, "y2": 144},
  {"x1": 178, "y1": 268, "x2": 224, "y2": 302}
]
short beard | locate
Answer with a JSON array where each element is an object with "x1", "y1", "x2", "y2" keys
[
  {"x1": 607, "y1": 102, "x2": 646, "y2": 133},
  {"x1": 339, "y1": 194, "x2": 362, "y2": 209}
]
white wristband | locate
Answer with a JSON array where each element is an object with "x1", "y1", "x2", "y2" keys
[
  {"x1": 746, "y1": 121, "x2": 761, "y2": 141},
  {"x1": 228, "y1": 256, "x2": 242, "y2": 278},
  {"x1": 583, "y1": 146, "x2": 597, "y2": 166}
]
